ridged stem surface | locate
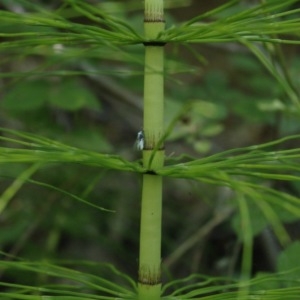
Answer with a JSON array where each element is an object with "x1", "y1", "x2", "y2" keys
[{"x1": 138, "y1": 1, "x2": 165, "y2": 299}]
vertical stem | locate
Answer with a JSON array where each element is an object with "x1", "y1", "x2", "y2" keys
[
  {"x1": 138, "y1": 1, "x2": 165, "y2": 299},
  {"x1": 138, "y1": 174, "x2": 163, "y2": 300}
]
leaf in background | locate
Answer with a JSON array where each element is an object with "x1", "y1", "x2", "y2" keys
[
  {"x1": 192, "y1": 100, "x2": 227, "y2": 119},
  {"x1": 231, "y1": 198, "x2": 268, "y2": 239},
  {"x1": 193, "y1": 139, "x2": 211, "y2": 153},
  {"x1": 201, "y1": 123, "x2": 224, "y2": 137},
  {"x1": 2, "y1": 80, "x2": 49, "y2": 111},
  {"x1": 277, "y1": 241, "x2": 300, "y2": 287},
  {"x1": 49, "y1": 78, "x2": 100, "y2": 111}
]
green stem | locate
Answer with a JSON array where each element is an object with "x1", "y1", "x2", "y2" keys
[
  {"x1": 138, "y1": 1, "x2": 165, "y2": 299},
  {"x1": 138, "y1": 174, "x2": 163, "y2": 299}
]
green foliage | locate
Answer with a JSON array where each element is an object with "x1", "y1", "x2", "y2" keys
[
  {"x1": 0, "y1": 128, "x2": 140, "y2": 172},
  {"x1": 277, "y1": 242, "x2": 300, "y2": 286},
  {"x1": 1, "y1": 0, "x2": 300, "y2": 299},
  {"x1": 0, "y1": 258, "x2": 137, "y2": 299}
]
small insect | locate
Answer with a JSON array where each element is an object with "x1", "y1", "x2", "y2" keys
[{"x1": 136, "y1": 130, "x2": 145, "y2": 151}]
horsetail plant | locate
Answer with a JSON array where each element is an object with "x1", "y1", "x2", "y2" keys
[
  {"x1": 2, "y1": 0, "x2": 300, "y2": 299},
  {"x1": 138, "y1": 1, "x2": 165, "y2": 299}
]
